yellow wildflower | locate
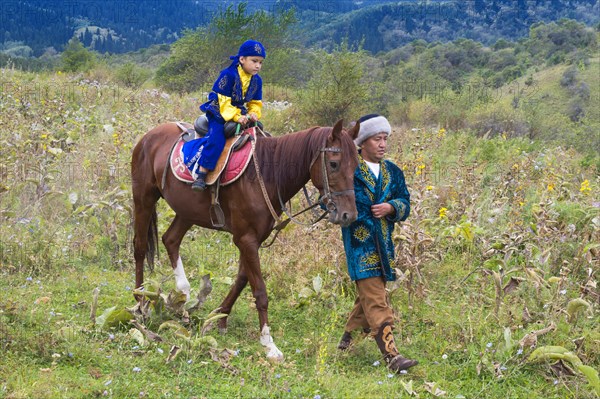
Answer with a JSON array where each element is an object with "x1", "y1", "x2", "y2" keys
[
  {"x1": 438, "y1": 207, "x2": 448, "y2": 219},
  {"x1": 547, "y1": 183, "x2": 554, "y2": 192},
  {"x1": 416, "y1": 164, "x2": 426, "y2": 176},
  {"x1": 580, "y1": 180, "x2": 591, "y2": 195},
  {"x1": 41, "y1": 134, "x2": 48, "y2": 139},
  {"x1": 512, "y1": 163, "x2": 519, "y2": 170},
  {"x1": 426, "y1": 185, "x2": 434, "y2": 191}
]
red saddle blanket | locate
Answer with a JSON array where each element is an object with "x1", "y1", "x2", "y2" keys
[{"x1": 170, "y1": 126, "x2": 256, "y2": 186}]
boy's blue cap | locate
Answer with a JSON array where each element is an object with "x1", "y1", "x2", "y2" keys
[{"x1": 230, "y1": 40, "x2": 266, "y2": 60}]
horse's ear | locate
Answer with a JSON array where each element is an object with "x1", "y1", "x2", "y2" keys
[
  {"x1": 331, "y1": 119, "x2": 344, "y2": 139},
  {"x1": 348, "y1": 120, "x2": 360, "y2": 141}
]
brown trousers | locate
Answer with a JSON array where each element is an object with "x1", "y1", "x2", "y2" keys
[{"x1": 344, "y1": 276, "x2": 394, "y2": 336}]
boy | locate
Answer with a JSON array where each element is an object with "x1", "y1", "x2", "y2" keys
[{"x1": 183, "y1": 39, "x2": 266, "y2": 190}]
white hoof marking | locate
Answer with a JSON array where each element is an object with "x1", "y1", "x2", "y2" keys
[
  {"x1": 260, "y1": 325, "x2": 284, "y2": 362},
  {"x1": 174, "y1": 257, "x2": 191, "y2": 300}
]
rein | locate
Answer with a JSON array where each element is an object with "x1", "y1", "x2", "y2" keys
[{"x1": 256, "y1": 131, "x2": 352, "y2": 248}]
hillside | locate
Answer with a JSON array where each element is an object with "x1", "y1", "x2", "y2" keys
[{"x1": 1, "y1": 0, "x2": 599, "y2": 56}]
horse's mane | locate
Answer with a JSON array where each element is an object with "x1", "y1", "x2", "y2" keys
[{"x1": 253, "y1": 126, "x2": 354, "y2": 200}]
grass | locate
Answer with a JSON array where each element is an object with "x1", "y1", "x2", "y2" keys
[{"x1": 1, "y1": 66, "x2": 599, "y2": 398}]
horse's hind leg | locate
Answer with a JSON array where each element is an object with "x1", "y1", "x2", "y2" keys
[
  {"x1": 162, "y1": 215, "x2": 193, "y2": 299},
  {"x1": 217, "y1": 259, "x2": 249, "y2": 334},
  {"x1": 132, "y1": 185, "x2": 161, "y2": 294}
]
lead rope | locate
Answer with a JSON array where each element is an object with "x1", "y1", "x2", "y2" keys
[{"x1": 251, "y1": 136, "x2": 282, "y2": 225}]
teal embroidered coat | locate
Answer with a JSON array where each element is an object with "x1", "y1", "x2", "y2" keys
[{"x1": 342, "y1": 156, "x2": 410, "y2": 282}]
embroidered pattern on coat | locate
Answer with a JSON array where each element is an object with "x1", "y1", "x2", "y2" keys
[
  {"x1": 353, "y1": 225, "x2": 370, "y2": 242},
  {"x1": 218, "y1": 75, "x2": 228, "y2": 90}
]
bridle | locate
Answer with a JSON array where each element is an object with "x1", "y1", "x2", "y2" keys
[
  {"x1": 258, "y1": 133, "x2": 355, "y2": 247},
  {"x1": 310, "y1": 142, "x2": 355, "y2": 214}
]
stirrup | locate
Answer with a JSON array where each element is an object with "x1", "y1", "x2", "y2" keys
[{"x1": 191, "y1": 178, "x2": 207, "y2": 191}]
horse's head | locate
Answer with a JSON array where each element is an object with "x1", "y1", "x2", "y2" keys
[{"x1": 310, "y1": 119, "x2": 360, "y2": 227}]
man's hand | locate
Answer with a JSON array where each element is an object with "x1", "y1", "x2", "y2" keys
[
  {"x1": 371, "y1": 203, "x2": 395, "y2": 219},
  {"x1": 248, "y1": 112, "x2": 259, "y2": 122},
  {"x1": 237, "y1": 115, "x2": 249, "y2": 125}
]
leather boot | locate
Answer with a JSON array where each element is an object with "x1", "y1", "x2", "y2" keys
[
  {"x1": 191, "y1": 171, "x2": 207, "y2": 191},
  {"x1": 337, "y1": 331, "x2": 353, "y2": 351},
  {"x1": 374, "y1": 321, "x2": 418, "y2": 372},
  {"x1": 338, "y1": 327, "x2": 371, "y2": 351}
]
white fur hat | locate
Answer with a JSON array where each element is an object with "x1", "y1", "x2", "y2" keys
[{"x1": 354, "y1": 114, "x2": 391, "y2": 146}]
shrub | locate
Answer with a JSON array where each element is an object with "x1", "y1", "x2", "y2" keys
[
  {"x1": 560, "y1": 66, "x2": 578, "y2": 87},
  {"x1": 114, "y1": 62, "x2": 152, "y2": 88},
  {"x1": 60, "y1": 37, "x2": 96, "y2": 72},
  {"x1": 295, "y1": 43, "x2": 370, "y2": 126}
]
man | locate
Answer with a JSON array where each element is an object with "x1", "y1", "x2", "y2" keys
[{"x1": 338, "y1": 114, "x2": 418, "y2": 373}]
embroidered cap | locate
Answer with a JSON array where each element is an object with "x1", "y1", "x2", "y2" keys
[
  {"x1": 231, "y1": 40, "x2": 267, "y2": 60},
  {"x1": 354, "y1": 114, "x2": 392, "y2": 146}
]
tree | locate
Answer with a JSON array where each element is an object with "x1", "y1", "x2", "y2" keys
[
  {"x1": 155, "y1": 3, "x2": 296, "y2": 93},
  {"x1": 60, "y1": 37, "x2": 96, "y2": 72},
  {"x1": 296, "y1": 43, "x2": 370, "y2": 126}
]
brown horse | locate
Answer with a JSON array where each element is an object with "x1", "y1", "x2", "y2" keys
[{"x1": 131, "y1": 119, "x2": 359, "y2": 360}]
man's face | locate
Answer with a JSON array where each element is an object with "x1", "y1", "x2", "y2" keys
[{"x1": 360, "y1": 133, "x2": 388, "y2": 163}]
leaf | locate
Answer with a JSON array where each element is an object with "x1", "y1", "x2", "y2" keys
[
  {"x1": 90, "y1": 287, "x2": 100, "y2": 323},
  {"x1": 192, "y1": 336, "x2": 218, "y2": 350},
  {"x1": 55, "y1": 326, "x2": 77, "y2": 341},
  {"x1": 528, "y1": 346, "x2": 582, "y2": 367},
  {"x1": 165, "y1": 289, "x2": 188, "y2": 314},
  {"x1": 298, "y1": 286, "x2": 314, "y2": 299},
  {"x1": 424, "y1": 381, "x2": 447, "y2": 396},
  {"x1": 503, "y1": 277, "x2": 523, "y2": 295},
  {"x1": 503, "y1": 327, "x2": 514, "y2": 353},
  {"x1": 68, "y1": 192, "x2": 78, "y2": 205},
  {"x1": 46, "y1": 146, "x2": 63, "y2": 155},
  {"x1": 158, "y1": 320, "x2": 191, "y2": 340},
  {"x1": 576, "y1": 365, "x2": 600, "y2": 396},
  {"x1": 130, "y1": 320, "x2": 163, "y2": 342},
  {"x1": 400, "y1": 380, "x2": 416, "y2": 396},
  {"x1": 550, "y1": 360, "x2": 576, "y2": 377},
  {"x1": 166, "y1": 345, "x2": 181, "y2": 363},
  {"x1": 566, "y1": 298, "x2": 590, "y2": 323},
  {"x1": 132, "y1": 289, "x2": 160, "y2": 300},
  {"x1": 197, "y1": 274, "x2": 213, "y2": 305},
  {"x1": 127, "y1": 328, "x2": 146, "y2": 346},
  {"x1": 214, "y1": 276, "x2": 233, "y2": 285},
  {"x1": 483, "y1": 258, "x2": 504, "y2": 270},
  {"x1": 185, "y1": 274, "x2": 213, "y2": 313},
  {"x1": 312, "y1": 275, "x2": 323, "y2": 294},
  {"x1": 96, "y1": 306, "x2": 133, "y2": 330},
  {"x1": 201, "y1": 313, "x2": 228, "y2": 336}
]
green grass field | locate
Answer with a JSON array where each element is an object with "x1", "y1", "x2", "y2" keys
[{"x1": 0, "y1": 67, "x2": 598, "y2": 398}]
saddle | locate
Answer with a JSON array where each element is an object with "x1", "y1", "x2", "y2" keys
[
  {"x1": 193, "y1": 115, "x2": 264, "y2": 139},
  {"x1": 168, "y1": 122, "x2": 256, "y2": 187}
]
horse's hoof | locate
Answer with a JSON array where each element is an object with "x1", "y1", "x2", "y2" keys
[
  {"x1": 219, "y1": 327, "x2": 228, "y2": 335},
  {"x1": 266, "y1": 348, "x2": 284, "y2": 363}
]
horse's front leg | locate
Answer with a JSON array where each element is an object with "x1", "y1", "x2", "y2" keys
[
  {"x1": 217, "y1": 260, "x2": 248, "y2": 334},
  {"x1": 234, "y1": 234, "x2": 284, "y2": 362},
  {"x1": 162, "y1": 216, "x2": 193, "y2": 300}
]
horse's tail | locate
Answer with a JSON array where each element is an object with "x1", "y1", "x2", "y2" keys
[{"x1": 146, "y1": 203, "x2": 158, "y2": 272}]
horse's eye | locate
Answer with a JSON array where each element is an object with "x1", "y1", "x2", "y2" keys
[{"x1": 329, "y1": 161, "x2": 339, "y2": 170}]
